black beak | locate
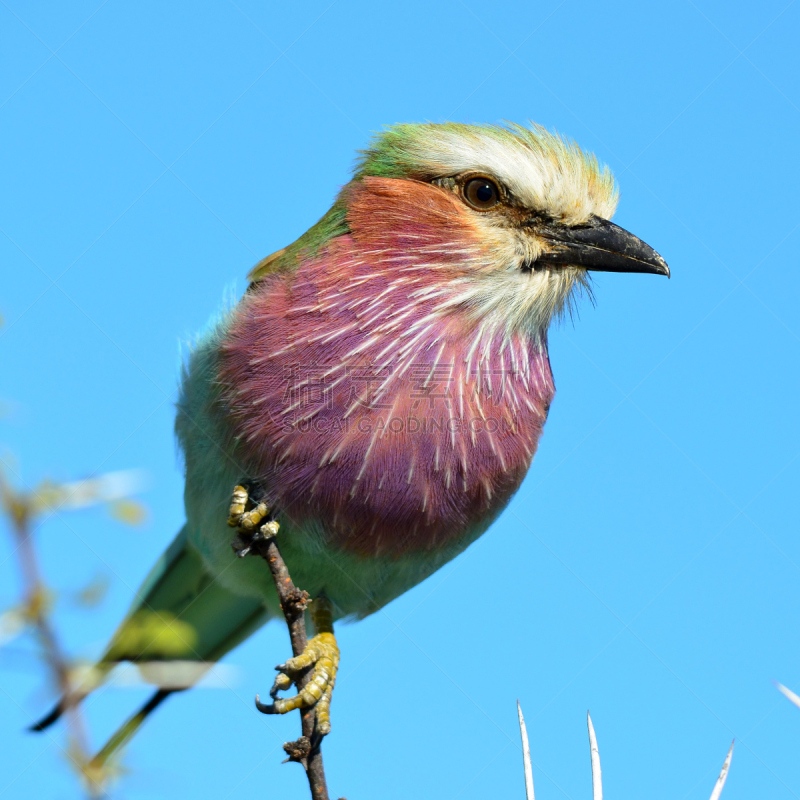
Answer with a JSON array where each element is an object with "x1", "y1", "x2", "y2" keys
[{"x1": 531, "y1": 214, "x2": 669, "y2": 277}]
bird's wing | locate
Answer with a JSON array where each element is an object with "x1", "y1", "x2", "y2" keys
[
  {"x1": 246, "y1": 201, "x2": 351, "y2": 287},
  {"x1": 247, "y1": 247, "x2": 287, "y2": 284}
]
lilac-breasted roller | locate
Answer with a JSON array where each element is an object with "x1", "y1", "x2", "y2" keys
[{"x1": 33, "y1": 122, "x2": 668, "y2": 750}]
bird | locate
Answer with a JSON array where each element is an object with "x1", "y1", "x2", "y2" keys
[{"x1": 32, "y1": 121, "x2": 668, "y2": 757}]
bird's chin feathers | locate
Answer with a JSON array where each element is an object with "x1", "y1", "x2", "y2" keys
[
  {"x1": 457, "y1": 209, "x2": 594, "y2": 339},
  {"x1": 440, "y1": 265, "x2": 593, "y2": 345}
]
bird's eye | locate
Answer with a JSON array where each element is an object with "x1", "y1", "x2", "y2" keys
[{"x1": 463, "y1": 177, "x2": 500, "y2": 210}]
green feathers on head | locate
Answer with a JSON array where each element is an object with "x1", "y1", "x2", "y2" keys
[
  {"x1": 354, "y1": 122, "x2": 605, "y2": 178},
  {"x1": 353, "y1": 122, "x2": 618, "y2": 222}
]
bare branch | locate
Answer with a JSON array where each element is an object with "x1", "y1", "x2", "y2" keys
[
  {"x1": 253, "y1": 534, "x2": 333, "y2": 800},
  {"x1": 0, "y1": 470, "x2": 102, "y2": 797}
]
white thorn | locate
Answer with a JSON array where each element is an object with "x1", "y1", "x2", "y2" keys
[
  {"x1": 775, "y1": 681, "x2": 800, "y2": 711},
  {"x1": 708, "y1": 741, "x2": 734, "y2": 800},
  {"x1": 517, "y1": 701, "x2": 535, "y2": 800},
  {"x1": 587, "y1": 712, "x2": 602, "y2": 800}
]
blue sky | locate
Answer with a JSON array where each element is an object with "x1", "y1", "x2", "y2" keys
[{"x1": 2, "y1": 1, "x2": 799, "y2": 798}]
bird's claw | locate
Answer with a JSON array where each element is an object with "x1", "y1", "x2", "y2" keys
[
  {"x1": 269, "y1": 670, "x2": 293, "y2": 699},
  {"x1": 255, "y1": 599, "x2": 339, "y2": 736},
  {"x1": 228, "y1": 484, "x2": 279, "y2": 557},
  {"x1": 255, "y1": 632, "x2": 339, "y2": 736}
]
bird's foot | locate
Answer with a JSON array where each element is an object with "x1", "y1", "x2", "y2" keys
[
  {"x1": 255, "y1": 597, "x2": 339, "y2": 736},
  {"x1": 228, "y1": 483, "x2": 279, "y2": 557}
]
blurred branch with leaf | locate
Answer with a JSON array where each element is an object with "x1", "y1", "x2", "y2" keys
[{"x1": 0, "y1": 463, "x2": 146, "y2": 797}]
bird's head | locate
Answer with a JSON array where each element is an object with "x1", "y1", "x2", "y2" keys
[
  {"x1": 356, "y1": 122, "x2": 667, "y2": 333},
  {"x1": 251, "y1": 122, "x2": 668, "y2": 340}
]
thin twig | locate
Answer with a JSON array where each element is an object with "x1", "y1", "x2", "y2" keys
[{"x1": 255, "y1": 535, "x2": 331, "y2": 800}]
